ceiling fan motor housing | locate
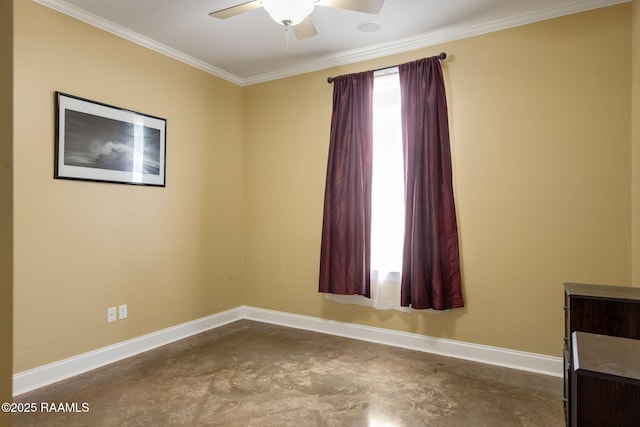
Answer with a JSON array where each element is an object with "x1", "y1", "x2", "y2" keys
[{"x1": 261, "y1": 0, "x2": 315, "y2": 26}]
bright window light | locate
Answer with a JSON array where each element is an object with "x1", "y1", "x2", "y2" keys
[{"x1": 371, "y1": 69, "x2": 404, "y2": 276}]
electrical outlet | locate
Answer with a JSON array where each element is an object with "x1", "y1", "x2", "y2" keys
[
  {"x1": 107, "y1": 307, "x2": 117, "y2": 323},
  {"x1": 118, "y1": 304, "x2": 128, "y2": 320}
]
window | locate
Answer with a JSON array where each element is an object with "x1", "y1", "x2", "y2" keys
[
  {"x1": 371, "y1": 69, "x2": 404, "y2": 276},
  {"x1": 321, "y1": 56, "x2": 463, "y2": 311}
]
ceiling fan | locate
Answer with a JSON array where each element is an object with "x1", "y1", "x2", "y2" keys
[{"x1": 209, "y1": 0, "x2": 385, "y2": 40}]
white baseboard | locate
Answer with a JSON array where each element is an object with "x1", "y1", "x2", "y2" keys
[
  {"x1": 12, "y1": 307, "x2": 244, "y2": 396},
  {"x1": 14, "y1": 305, "x2": 562, "y2": 396},
  {"x1": 242, "y1": 306, "x2": 563, "y2": 378}
]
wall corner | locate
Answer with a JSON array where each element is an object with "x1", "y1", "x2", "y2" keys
[
  {"x1": 632, "y1": 0, "x2": 640, "y2": 285},
  {"x1": 0, "y1": 0, "x2": 14, "y2": 423}
]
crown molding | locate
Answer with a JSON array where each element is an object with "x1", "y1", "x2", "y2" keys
[
  {"x1": 243, "y1": 0, "x2": 630, "y2": 85},
  {"x1": 34, "y1": 0, "x2": 629, "y2": 86},
  {"x1": 32, "y1": 0, "x2": 244, "y2": 86}
]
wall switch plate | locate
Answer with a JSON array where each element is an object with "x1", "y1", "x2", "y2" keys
[
  {"x1": 118, "y1": 304, "x2": 127, "y2": 320},
  {"x1": 107, "y1": 307, "x2": 117, "y2": 323}
]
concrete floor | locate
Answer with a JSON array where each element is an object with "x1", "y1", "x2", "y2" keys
[{"x1": 14, "y1": 320, "x2": 564, "y2": 426}]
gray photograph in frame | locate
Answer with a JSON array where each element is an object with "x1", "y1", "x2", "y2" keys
[{"x1": 55, "y1": 92, "x2": 166, "y2": 186}]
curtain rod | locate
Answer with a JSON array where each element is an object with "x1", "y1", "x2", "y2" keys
[{"x1": 326, "y1": 52, "x2": 447, "y2": 83}]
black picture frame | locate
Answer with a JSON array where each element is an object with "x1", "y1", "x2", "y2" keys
[{"x1": 55, "y1": 92, "x2": 166, "y2": 187}]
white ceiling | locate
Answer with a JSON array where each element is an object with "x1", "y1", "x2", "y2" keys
[{"x1": 35, "y1": 0, "x2": 628, "y2": 86}]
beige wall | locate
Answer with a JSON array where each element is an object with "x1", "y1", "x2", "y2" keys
[
  {"x1": 632, "y1": 0, "x2": 640, "y2": 285},
  {"x1": 243, "y1": 4, "x2": 632, "y2": 357},
  {"x1": 1, "y1": 0, "x2": 14, "y2": 420},
  {"x1": 11, "y1": 0, "x2": 634, "y2": 378},
  {"x1": 13, "y1": 1, "x2": 244, "y2": 372}
]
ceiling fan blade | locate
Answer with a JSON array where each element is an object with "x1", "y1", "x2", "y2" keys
[
  {"x1": 316, "y1": 0, "x2": 384, "y2": 14},
  {"x1": 293, "y1": 16, "x2": 318, "y2": 40},
  {"x1": 209, "y1": 0, "x2": 262, "y2": 19}
]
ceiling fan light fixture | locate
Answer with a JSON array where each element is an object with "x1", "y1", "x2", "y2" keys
[{"x1": 261, "y1": 0, "x2": 315, "y2": 27}]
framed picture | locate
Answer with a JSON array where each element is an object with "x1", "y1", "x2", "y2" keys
[{"x1": 55, "y1": 92, "x2": 166, "y2": 187}]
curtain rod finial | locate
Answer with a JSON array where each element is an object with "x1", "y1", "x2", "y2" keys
[{"x1": 438, "y1": 52, "x2": 447, "y2": 61}]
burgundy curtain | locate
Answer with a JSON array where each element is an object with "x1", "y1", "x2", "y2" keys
[
  {"x1": 398, "y1": 57, "x2": 464, "y2": 310},
  {"x1": 319, "y1": 71, "x2": 374, "y2": 297}
]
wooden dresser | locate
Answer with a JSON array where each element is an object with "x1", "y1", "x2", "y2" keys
[
  {"x1": 564, "y1": 283, "x2": 640, "y2": 426},
  {"x1": 571, "y1": 332, "x2": 640, "y2": 426}
]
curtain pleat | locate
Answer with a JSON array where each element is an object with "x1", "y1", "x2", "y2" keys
[
  {"x1": 319, "y1": 71, "x2": 374, "y2": 297},
  {"x1": 398, "y1": 57, "x2": 464, "y2": 310}
]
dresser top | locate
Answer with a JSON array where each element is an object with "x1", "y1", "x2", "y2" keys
[
  {"x1": 573, "y1": 332, "x2": 640, "y2": 382},
  {"x1": 564, "y1": 282, "x2": 640, "y2": 301}
]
